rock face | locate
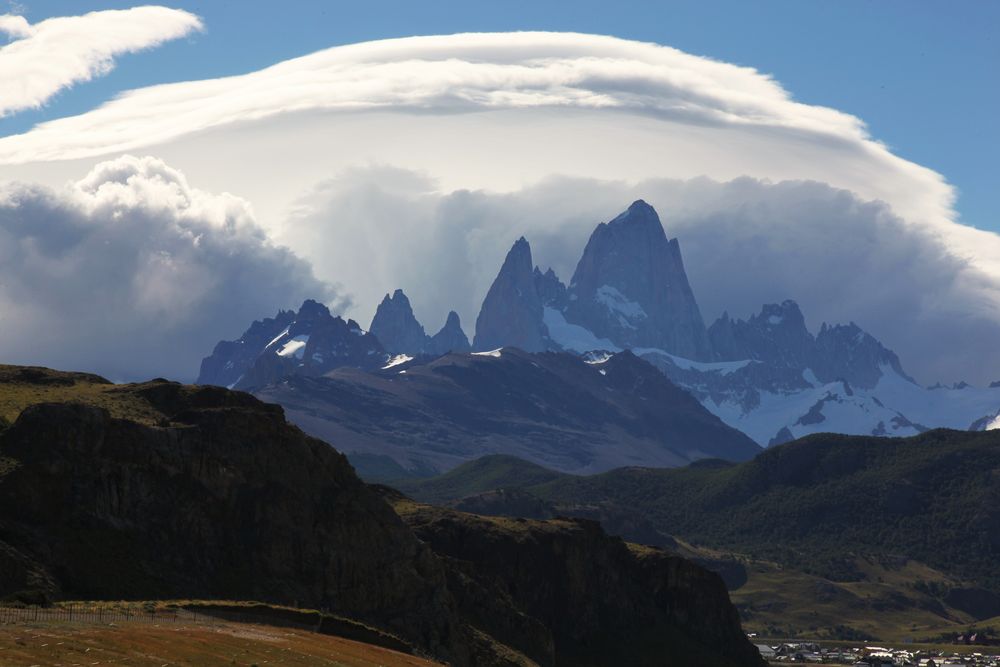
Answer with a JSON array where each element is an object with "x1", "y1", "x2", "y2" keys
[
  {"x1": 426, "y1": 311, "x2": 471, "y2": 355},
  {"x1": 811, "y1": 322, "x2": 911, "y2": 389},
  {"x1": 709, "y1": 300, "x2": 814, "y2": 369},
  {"x1": 255, "y1": 348, "x2": 760, "y2": 479},
  {"x1": 563, "y1": 200, "x2": 712, "y2": 360},
  {"x1": 534, "y1": 267, "x2": 568, "y2": 309},
  {"x1": 474, "y1": 237, "x2": 551, "y2": 353},
  {"x1": 197, "y1": 309, "x2": 296, "y2": 387},
  {"x1": 708, "y1": 302, "x2": 910, "y2": 390},
  {"x1": 392, "y1": 496, "x2": 766, "y2": 667},
  {"x1": 370, "y1": 289, "x2": 431, "y2": 355},
  {"x1": 197, "y1": 300, "x2": 387, "y2": 390},
  {"x1": 0, "y1": 365, "x2": 765, "y2": 667},
  {"x1": 0, "y1": 380, "x2": 463, "y2": 661}
]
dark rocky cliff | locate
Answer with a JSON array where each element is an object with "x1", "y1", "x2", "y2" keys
[
  {"x1": 390, "y1": 493, "x2": 765, "y2": 667},
  {"x1": 0, "y1": 381, "x2": 466, "y2": 661}
]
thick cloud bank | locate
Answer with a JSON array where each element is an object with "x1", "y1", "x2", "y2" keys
[
  {"x1": 0, "y1": 155, "x2": 333, "y2": 381},
  {"x1": 284, "y1": 168, "x2": 1000, "y2": 386},
  {"x1": 0, "y1": 7, "x2": 202, "y2": 117}
]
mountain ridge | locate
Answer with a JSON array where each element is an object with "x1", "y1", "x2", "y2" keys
[
  {"x1": 197, "y1": 199, "x2": 1000, "y2": 450},
  {"x1": 253, "y1": 347, "x2": 760, "y2": 479}
]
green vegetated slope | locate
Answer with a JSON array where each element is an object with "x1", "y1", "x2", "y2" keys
[
  {"x1": 397, "y1": 430, "x2": 1000, "y2": 639},
  {"x1": 395, "y1": 454, "x2": 566, "y2": 504}
]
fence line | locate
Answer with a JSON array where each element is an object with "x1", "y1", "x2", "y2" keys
[{"x1": 0, "y1": 605, "x2": 317, "y2": 632}]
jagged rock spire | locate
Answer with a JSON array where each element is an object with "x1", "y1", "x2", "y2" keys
[
  {"x1": 563, "y1": 200, "x2": 712, "y2": 360},
  {"x1": 474, "y1": 237, "x2": 550, "y2": 352},
  {"x1": 370, "y1": 289, "x2": 430, "y2": 354},
  {"x1": 427, "y1": 311, "x2": 471, "y2": 355}
]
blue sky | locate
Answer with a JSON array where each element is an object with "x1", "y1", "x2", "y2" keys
[{"x1": 3, "y1": 0, "x2": 997, "y2": 230}]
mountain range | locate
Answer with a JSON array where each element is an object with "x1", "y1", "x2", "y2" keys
[{"x1": 198, "y1": 199, "x2": 1000, "y2": 470}]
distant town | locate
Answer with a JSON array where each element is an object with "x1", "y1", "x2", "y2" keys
[{"x1": 757, "y1": 639, "x2": 1000, "y2": 665}]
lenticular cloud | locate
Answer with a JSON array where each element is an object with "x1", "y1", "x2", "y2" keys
[
  {"x1": 0, "y1": 32, "x2": 953, "y2": 226},
  {"x1": 0, "y1": 7, "x2": 202, "y2": 117}
]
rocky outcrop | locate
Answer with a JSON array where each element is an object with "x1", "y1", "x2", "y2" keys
[
  {"x1": 427, "y1": 311, "x2": 471, "y2": 355},
  {"x1": 534, "y1": 267, "x2": 567, "y2": 309},
  {"x1": 474, "y1": 238, "x2": 551, "y2": 353},
  {"x1": 709, "y1": 302, "x2": 912, "y2": 391},
  {"x1": 709, "y1": 300, "x2": 814, "y2": 368},
  {"x1": 198, "y1": 308, "x2": 296, "y2": 387},
  {"x1": 563, "y1": 200, "x2": 712, "y2": 360},
  {"x1": 811, "y1": 322, "x2": 913, "y2": 389},
  {"x1": 391, "y1": 496, "x2": 765, "y2": 667},
  {"x1": 370, "y1": 289, "x2": 431, "y2": 355},
  {"x1": 197, "y1": 300, "x2": 387, "y2": 390}
]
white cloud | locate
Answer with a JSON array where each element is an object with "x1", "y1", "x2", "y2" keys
[
  {"x1": 0, "y1": 14, "x2": 30, "y2": 39},
  {"x1": 0, "y1": 32, "x2": 984, "y2": 269},
  {"x1": 0, "y1": 6, "x2": 202, "y2": 117},
  {"x1": 0, "y1": 155, "x2": 336, "y2": 381}
]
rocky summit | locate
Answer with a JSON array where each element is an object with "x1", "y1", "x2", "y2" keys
[
  {"x1": 563, "y1": 200, "x2": 713, "y2": 360},
  {"x1": 474, "y1": 237, "x2": 552, "y2": 353},
  {"x1": 0, "y1": 364, "x2": 764, "y2": 667},
  {"x1": 197, "y1": 299, "x2": 387, "y2": 390},
  {"x1": 370, "y1": 289, "x2": 432, "y2": 355},
  {"x1": 426, "y1": 310, "x2": 471, "y2": 355}
]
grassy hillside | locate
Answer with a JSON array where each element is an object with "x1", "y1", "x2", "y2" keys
[
  {"x1": 0, "y1": 616, "x2": 441, "y2": 666},
  {"x1": 534, "y1": 429, "x2": 1000, "y2": 592},
  {"x1": 392, "y1": 454, "x2": 566, "y2": 503},
  {"x1": 0, "y1": 365, "x2": 163, "y2": 425},
  {"x1": 398, "y1": 429, "x2": 1000, "y2": 639}
]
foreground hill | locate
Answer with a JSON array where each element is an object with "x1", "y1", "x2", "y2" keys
[
  {"x1": 385, "y1": 489, "x2": 763, "y2": 667},
  {"x1": 0, "y1": 364, "x2": 763, "y2": 667},
  {"x1": 397, "y1": 430, "x2": 1000, "y2": 638},
  {"x1": 253, "y1": 348, "x2": 760, "y2": 479},
  {"x1": 0, "y1": 612, "x2": 440, "y2": 667}
]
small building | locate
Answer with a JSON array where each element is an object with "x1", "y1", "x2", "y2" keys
[{"x1": 754, "y1": 644, "x2": 776, "y2": 660}]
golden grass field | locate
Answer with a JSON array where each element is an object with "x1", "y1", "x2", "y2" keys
[{"x1": 0, "y1": 619, "x2": 443, "y2": 667}]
